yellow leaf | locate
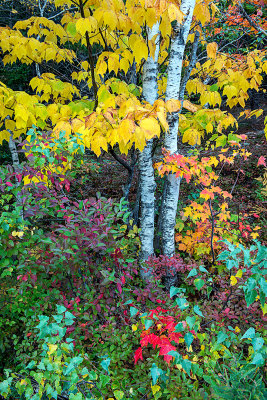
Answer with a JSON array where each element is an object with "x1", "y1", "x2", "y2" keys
[
  {"x1": 132, "y1": 38, "x2": 148, "y2": 64},
  {"x1": 165, "y1": 99, "x2": 181, "y2": 113},
  {"x1": 118, "y1": 118, "x2": 135, "y2": 144},
  {"x1": 12, "y1": 231, "x2": 24, "y2": 238},
  {"x1": 235, "y1": 326, "x2": 240, "y2": 333},
  {"x1": 48, "y1": 344, "x2": 58, "y2": 355},
  {"x1": 139, "y1": 117, "x2": 160, "y2": 139},
  {"x1": 207, "y1": 42, "x2": 218, "y2": 59},
  {"x1": 167, "y1": 4, "x2": 184, "y2": 23},
  {"x1": 151, "y1": 384, "x2": 160, "y2": 395},
  {"x1": 230, "y1": 276, "x2": 237, "y2": 286},
  {"x1": 236, "y1": 269, "x2": 243, "y2": 278},
  {"x1": 183, "y1": 100, "x2": 198, "y2": 113},
  {"x1": 20, "y1": 380, "x2": 27, "y2": 386},
  {"x1": 132, "y1": 324, "x2": 137, "y2": 332},
  {"x1": 206, "y1": 122, "x2": 213, "y2": 133},
  {"x1": 182, "y1": 129, "x2": 201, "y2": 146},
  {"x1": 261, "y1": 303, "x2": 267, "y2": 315}
]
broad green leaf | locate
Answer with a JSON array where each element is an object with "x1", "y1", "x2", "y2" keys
[
  {"x1": 184, "y1": 332, "x2": 194, "y2": 349},
  {"x1": 114, "y1": 390, "x2": 124, "y2": 400},
  {"x1": 150, "y1": 363, "x2": 162, "y2": 386},
  {"x1": 194, "y1": 279, "x2": 205, "y2": 290},
  {"x1": 101, "y1": 357, "x2": 110, "y2": 374},
  {"x1": 252, "y1": 337, "x2": 264, "y2": 351},
  {"x1": 241, "y1": 327, "x2": 255, "y2": 340},
  {"x1": 193, "y1": 305, "x2": 203, "y2": 316},
  {"x1": 170, "y1": 286, "x2": 180, "y2": 298},
  {"x1": 130, "y1": 307, "x2": 138, "y2": 317},
  {"x1": 186, "y1": 316, "x2": 196, "y2": 329},
  {"x1": 217, "y1": 331, "x2": 228, "y2": 344},
  {"x1": 144, "y1": 319, "x2": 154, "y2": 330}
]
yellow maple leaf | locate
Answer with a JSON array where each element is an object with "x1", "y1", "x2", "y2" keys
[
  {"x1": 207, "y1": 42, "x2": 218, "y2": 59},
  {"x1": 182, "y1": 128, "x2": 201, "y2": 146}
]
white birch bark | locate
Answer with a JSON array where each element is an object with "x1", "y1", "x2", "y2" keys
[
  {"x1": 8, "y1": 133, "x2": 20, "y2": 171},
  {"x1": 35, "y1": 0, "x2": 48, "y2": 77},
  {"x1": 161, "y1": 0, "x2": 196, "y2": 262},
  {"x1": 139, "y1": 23, "x2": 160, "y2": 279},
  {"x1": 8, "y1": 132, "x2": 24, "y2": 219}
]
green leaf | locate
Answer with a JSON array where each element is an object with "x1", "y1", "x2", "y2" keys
[
  {"x1": 210, "y1": 84, "x2": 218, "y2": 92},
  {"x1": 101, "y1": 357, "x2": 110, "y2": 374},
  {"x1": 193, "y1": 305, "x2": 203, "y2": 316},
  {"x1": 0, "y1": 379, "x2": 11, "y2": 395},
  {"x1": 245, "y1": 289, "x2": 257, "y2": 307},
  {"x1": 144, "y1": 319, "x2": 154, "y2": 330},
  {"x1": 130, "y1": 307, "x2": 138, "y2": 317},
  {"x1": 100, "y1": 374, "x2": 110, "y2": 387},
  {"x1": 194, "y1": 279, "x2": 205, "y2": 290},
  {"x1": 251, "y1": 352, "x2": 264, "y2": 365},
  {"x1": 199, "y1": 265, "x2": 208, "y2": 273},
  {"x1": 150, "y1": 363, "x2": 162, "y2": 386},
  {"x1": 252, "y1": 337, "x2": 264, "y2": 351},
  {"x1": 176, "y1": 297, "x2": 189, "y2": 311},
  {"x1": 69, "y1": 393, "x2": 82, "y2": 400},
  {"x1": 184, "y1": 332, "x2": 194, "y2": 349},
  {"x1": 186, "y1": 316, "x2": 196, "y2": 329},
  {"x1": 56, "y1": 305, "x2": 67, "y2": 314},
  {"x1": 114, "y1": 390, "x2": 124, "y2": 400},
  {"x1": 67, "y1": 22, "x2": 77, "y2": 36},
  {"x1": 216, "y1": 135, "x2": 227, "y2": 147},
  {"x1": 26, "y1": 360, "x2": 36, "y2": 369},
  {"x1": 174, "y1": 322, "x2": 184, "y2": 333},
  {"x1": 187, "y1": 268, "x2": 197, "y2": 278},
  {"x1": 241, "y1": 327, "x2": 255, "y2": 340},
  {"x1": 217, "y1": 331, "x2": 228, "y2": 344},
  {"x1": 181, "y1": 359, "x2": 191, "y2": 375},
  {"x1": 170, "y1": 286, "x2": 180, "y2": 298}
]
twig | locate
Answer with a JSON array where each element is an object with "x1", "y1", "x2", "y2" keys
[{"x1": 239, "y1": 2, "x2": 267, "y2": 38}]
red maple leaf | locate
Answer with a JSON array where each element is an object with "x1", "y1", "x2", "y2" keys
[{"x1": 134, "y1": 347, "x2": 143, "y2": 364}]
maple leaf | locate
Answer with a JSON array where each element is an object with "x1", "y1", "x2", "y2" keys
[
  {"x1": 134, "y1": 347, "x2": 143, "y2": 364},
  {"x1": 257, "y1": 156, "x2": 266, "y2": 167}
]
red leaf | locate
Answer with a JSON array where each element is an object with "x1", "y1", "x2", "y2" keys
[
  {"x1": 257, "y1": 156, "x2": 266, "y2": 167},
  {"x1": 117, "y1": 283, "x2": 122, "y2": 295},
  {"x1": 134, "y1": 347, "x2": 143, "y2": 364},
  {"x1": 141, "y1": 333, "x2": 160, "y2": 348},
  {"x1": 6, "y1": 182, "x2": 13, "y2": 187}
]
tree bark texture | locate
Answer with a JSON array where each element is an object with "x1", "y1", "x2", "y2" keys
[{"x1": 139, "y1": 23, "x2": 160, "y2": 278}]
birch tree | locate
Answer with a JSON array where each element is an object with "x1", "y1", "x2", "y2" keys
[
  {"x1": 161, "y1": 0, "x2": 196, "y2": 261},
  {"x1": 139, "y1": 23, "x2": 160, "y2": 278}
]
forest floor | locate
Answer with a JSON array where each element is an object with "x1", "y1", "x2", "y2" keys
[{"x1": 73, "y1": 101, "x2": 267, "y2": 244}]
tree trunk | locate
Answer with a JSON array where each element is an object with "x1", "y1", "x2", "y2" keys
[
  {"x1": 161, "y1": 0, "x2": 196, "y2": 286},
  {"x1": 139, "y1": 23, "x2": 160, "y2": 279}
]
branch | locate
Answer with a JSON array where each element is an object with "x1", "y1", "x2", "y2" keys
[
  {"x1": 108, "y1": 145, "x2": 132, "y2": 173},
  {"x1": 179, "y1": 30, "x2": 200, "y2": 104},
  {"x1": 48, "y1": 7, "x2": 78, "y2": 20},
  {"x1": 239, "y1": 3, "x2": 267, "y2": 37}
]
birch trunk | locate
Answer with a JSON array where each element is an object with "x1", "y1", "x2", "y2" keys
[
  {"x1": 139, "y1": 23, "x2": 160, "y2": 279},
  {"x1": 161, "y1": 0, "x2": 196, "y2": 267}
]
